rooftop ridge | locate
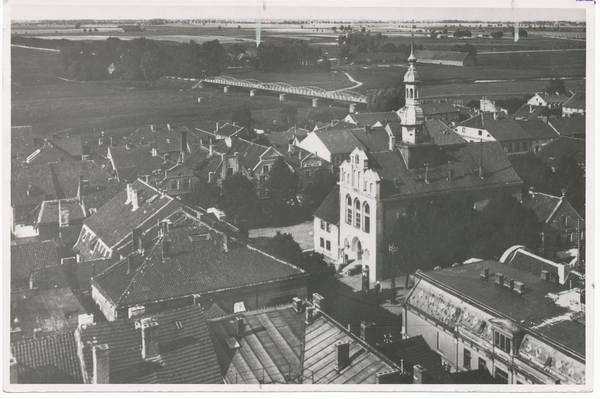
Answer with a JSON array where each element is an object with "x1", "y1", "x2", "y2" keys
[{"x1": 246, "y1": 245, "x2": 308, "y2": 275}]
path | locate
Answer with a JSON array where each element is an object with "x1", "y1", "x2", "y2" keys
[{"x1": 329, "y1": 70, "x2": 363, "y2": 92}]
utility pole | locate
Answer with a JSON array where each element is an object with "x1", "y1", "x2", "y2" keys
[{"x1": 388, "y1": 243, "x2": 398, "y2": 304}]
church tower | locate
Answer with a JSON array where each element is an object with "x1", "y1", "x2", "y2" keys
[{"x1": 396, "y1": 40, "x2": 426, "y2": 144}]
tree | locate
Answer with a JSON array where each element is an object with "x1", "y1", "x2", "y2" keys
[
  {"x1": 190, "y1": 179, "x2": 221, "y2": 209},
  {"x1": 75, "y1": 22, "x2": 81, "y2": 29},
  {"x1": 266, "y1": 231, "x2": 304, "y2": 268},
  {"x1": 332, "y1": 26, "x2": 337, "y2": 33},
  {"x1": 491, "y1": 30, "x2": 503, "y2": 40},
  {"x1": 366, "y1": 88, "x2": 405, "y2": 112},
  {"x1": 280, "y1": 104, "x2": 298, "y2": 127},
  {"x1": 267, "y1": 157, "x2": 299, "y2": 221},
  {"x1": 380, "y1": 42, "x2": 397, "y2": 53},
  {"x1": 229, "y1": 106, "x2": 253, "y2": 132},
  {"x1": 221, "y1": 173, "x2": 257, "y2": 224},
  {"x1": 305, "y1": 167, "x2": 337, "y2": 209},
  {"x1": 545, "y1": 78, "x2": 566, "y2": 95},
  {"x1": 83, "y1": 28, "x2": 87, "y2": 33},
  {"x1": 253, "y1": 134, "x2": 271, "y2": 146},
  {"x1": 553, "y1": 157, "x2": 585, "y2": 217}
]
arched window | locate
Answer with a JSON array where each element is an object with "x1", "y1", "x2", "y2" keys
[
  {"x1": 355, "y1": 155, "x2": 359, "y2": 164},
  {"x1": 354, "y1": 199, "x2": 361, "y2": 229},
  {"x1": 370, "y1": 183, "x2": 373, "y2": 193},
  {"x1": 409, "y1": 88, "x2": 413, "y2": 98},
  {"x1": 346, "y1": 195, "x2": 352, "y2": 224},
  {"x1": 357, "y1": 171, "x2": 362, "y2": 188},
  {"x1": 353, "y1": 170, "x2": 356, "y2": 186},
  {"x1": 363, "y1": 202, "x2": 370, "y2": 233},
  {"x1": 364, "y1": 178, "x2": 367, "y2": 191}
]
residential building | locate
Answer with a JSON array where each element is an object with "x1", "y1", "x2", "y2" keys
[
  {"x1": 521, "y1": 191, "x2": 585, "y2": 256},
  {"x1": 344, "y1": 111, "x2": 399, "y2": 128},
  {"x1": 299, "y1": 128, "x2": 363, "y2": 165},
  {"x1": 562, "y1": 92, "x2": 585, "y2": 117},
  {"x1": 404, "y1": 260, "x2": 585, "y2": 384},
  {"x1": 414, "y1": 50, "x2": 476, "y2": 67},
  {"x1": 420, "y1": 102, "x2": 460, "y2": 124},
  {"x1": 536, "y1": 136, "x2": 585, "y2": 170},
  {"x1": 21, "y1": 139, "x2": 77, "y2": 165},
  {"x1": 513, "y1": 104, "x2": 556, "y2": 121},
  {"x1": 90, "y1": 208, "x2": 308, "y2": 320},
  {"x1": 313, "y1": 185, "x2": 340, "y2": 262},
  {"x1": 11, "y1": 240, "x2": 61, "y2": 289},
  {"x1": 353, "y1": 52, "x2": 404, "y2": 64},
  {"x1": 548, "y1": 117, "x2": 586, "y2": 139},
  {"x1": 527, "y1": 92, "x2": 570, "y2": 109},
  {"x1": 212, "y1": 122, "x2": 245, "y2": 140},
  {"x1": 74, "y1": 305, "x2": 223, "y2": 384}
]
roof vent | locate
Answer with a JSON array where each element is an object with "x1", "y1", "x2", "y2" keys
[
  {"x1": 335, "y1": 341, "x2": 350, "y2": 371},
  {"x1": 494, "y1": 273, "x2": 504, "y2": 286},
  {"x1": 292, "y1": 297, "x2": 304, "y2": 313},
  {"x1": 514, "y1": 281, "x2": 525, "y2": 294},
  {"x1": 480, "y1": 268, "x2": 489, "y2": 278}
]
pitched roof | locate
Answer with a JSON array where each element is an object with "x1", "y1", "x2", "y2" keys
[
  {"x1": 516, "y1": 119, "x2": 559, "y2": 140},
  {"x1": 410, "y1": 261, "x2": 585, "y2": 358},
  {"x1": 513, "y1": 104, "x2": 552, "y2": 120},
  {"x1": 548, "y1": 117, "x2": 586, "y2": 138},
  {"x1": 11, "y1": 125, "x2": 35, "y2": 158},
  {"x1": 37, "y1": 199, "x2": 86, "y2": 225},
  {"x1": 93, "y1": 220, "x2": 307, "y2": 307},
  {"x1": 421, "y1": 102, "x2": 459, "y2": 116},
  {"x1": 207, "y1": 305, "x2": 305, "y2": 384},
  {"x1": 24, "y1": 143, "x2": 76, "y2": 165},
  {"x1": 11, "y1": 164, "x2": 58, "y2": 208},
  {"x1": 502, "y1": 247, "x2": 568, "y2": 281},
  {"x1": 215, "y1": 123, "x2": 244, "y2": 137},
  {"x1": 354, "y1": 52, "x2": 404, "y2": 62},
  {"x1": 52, "y1": 136, "x2": 84, "y2": 157},
  {"x1": 563, "y1": 92, "x2": 585, "y2": 110},
  {"x1": 536, "y1": 136, "x2": 585, "y2": 168},
  {"x1": 82, "y1": 183, "x2": 127, "y2": 211},
  {"x1": 77, "y1": 305, "x2": 223, "y2": 384},
  {"x1": 50, "y1": 160, "x2": 115, "y2": 199},
  {"x1": 76, "y1": 179, "x2": 182, "y2": 251},
  {"x1": 521, "y1": 192, "x2": 562, "y2": 223},
  {"x1": 124, "y1": 126, "x2": 202, "y2": 154},
  {"x1": 313, "y1": 185, "x2": 340, "y2": 225},
  {"x1": 415, "y1": 50, "x2": 471, "y2": 62},
  {"x1": 458, "y1": 113, "x2": 531, "y2": 142},
  {"x1": 11, "y1": 240, "x2": 61, "y2": 287},
  {"x1": 32, "y1": 258, "x2": 115, "y2": 292},
  {"x1": 195, "y1": 154, "x2": 224, "y2": 180},
  {"x1": 348, "y1": 112, "x2": 399, "y2": 127},
  {"x1": 314, "y1": 129, "x2": 365, "y2": 155},
  {"x1": 351, "y1": 127, "x2": 390, "y2": 152},
  {"x1": 369, "y1": 141, "x2": 522, "y2": 199},
  {"x1": 268, "y1": 129, "x2": 308, "y2": 149},
  {"x1": 423, "y1": 119, "x2": 465, "y2": 145},
  {"x1": 227, "y1": 138, "x2": 270, "y2": 170},
  {"x1": 534, "y1": 92, "x2": 571, "y2": 104},
  {"x1": 382, "y1": 335, "x2": 453, "y2": 384},
  {"x1": 11, "y1": 331, "x2": 83, "y2": 383}
]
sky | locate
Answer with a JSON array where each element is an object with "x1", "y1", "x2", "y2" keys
[{"x1": 8, "y1": 0, "x2": 589, "y2": 22}]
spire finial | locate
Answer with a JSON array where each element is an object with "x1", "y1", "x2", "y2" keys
[{"x1": 408, "y1": 20, "x2": 417, "y2": 64}]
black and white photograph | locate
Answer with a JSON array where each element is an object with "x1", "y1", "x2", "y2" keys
[{"x1": 3, "y1": 0, "x2": 594, "y2": 392}]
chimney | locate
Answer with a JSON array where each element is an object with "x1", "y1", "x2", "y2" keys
[
  {"x1": 167, "y1": 123, "x2": 171, "y2": 131},
  {"x1": 541, "y1": 270, "x2": 549, "y2": 281},
  {"x1": 78, "y1": 314, "x2": 94, "y2": 328},
  {"x1": 292, "y1": 297, "x2": 304, "y2": 313},
  {"x1": 209, "y1": 144, "x2": 214, "y2": 155},
  {"x1": 360, "y1": 321, "x2": 376, "y2": 346},
  {"x1": 299, "y1": 150, "x2": 303, "y2": 159},
  {"x1": 334, "y1": 341, "x2": 350, "y2": 371},
  {"x1": 529, "y1": 104, "x2": 534, "y2": 113},
  {"x1": 480, "y1": 267, "x2": 489, "y2": 278},
  {"x1": 126, "y1": 142, "x2": 132, "y2": 150},
  {"x1": 141, "y1": 319, "x2": 159, "y2": 359},
  {"x1": 208, "y1": 171, "x2": 215, "y2": 183},
  {"x1": 478, "y1": 165, "x2": 484, "y2": 179},
  {"x1": 131, "y1": 188, "x2": 139, "y2": 211},
  {"x1": 306, "y1": 306, "x2": 316, "y2": 324},
  {"x1": 235, "y1": 317, "x2": 244, "y2": 338},
  {"x1": 128, "y1": 305, "x2": 146, "y2": 319},
  {"x1": 376, "y1": 369, "x2": 402, "y2": 384},
  {"x1": 180, "y1": 131, "x2": 187, "y2": 154},
  {"x1": 151, "y1": 148, "x2": 158, "y2": 157},
  {"x1": 222, "y1": 232, "x2": 230, "y2": 252},
  {"x1": 365, "y1": 124, "x2": 371, "y2": 134},
  {"x1": 514, "y1": 281, "x2": 525, "y2": 294},
  {"x1": 447, "y1": 168, "x2": 454, "y2": 182},
  {"x1": 312, "y1": 293, "x2": 325, "y2": 309},
  {"x1": 389, "y1": 133, "x2": 396, "y2": 150},
  {"x1": 424, "y1": 163, "x2": 430, "y2": 184},
  {"x1": 127, "y1": 253, "x2": 134, "y2": 274},
  {"x1": 59, "y1": 208, "x2": 70, "y2": 228},
  {"x1": 109, "y1": 136, "x2": 114, "y2": 147},
  {"x1": 413, "y1": 365, "x2": 431, "y2": 384},
  {"x1": 216, "y1": 122, "x2": 219, "y2": 132},
  {"x1": 493, "y1": 111, "x2": 498, "y2": 120},
  {"x1": 92, "y1": 344, "x2": 110, "y2": 384},
  {"x1": 126, "y1": 183, "x2": 133, "y2": 204},
  {"x1": 494, "y1": 273, "x2": 504, "y2": 286},
  {"x1": 504, "y1": 277, "x2": 514, "y2": 290},
  {"x1": 132, "y1": 228, "x2": 142, "y2": 253}
]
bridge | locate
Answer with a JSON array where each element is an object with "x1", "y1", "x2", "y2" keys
[{"x1": 200, "y1": 76, "x2": 367, "y2": 104}]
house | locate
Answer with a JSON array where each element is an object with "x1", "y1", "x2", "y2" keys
[
  {"x1": 280, "y1": 146, "x2": 332, "y2": 192},
  {"x1": 456, "y1": 113, "x2": 558, "y2": 153},
  {"x1": 344, "y1": 111, "x2": 399, "y2": 128},
  {"x1": 404, "y1": 260, "x2": 585, "y2": 384},
  {"x1": 267, "y1": 126, "x2": 309, "y2": 149},
  {"x1": 11, "y1": 125, "x2": 36, "y2": 159},
  {"x1": 521, "y1": 191, "x2": 585, "y2": 256},
  {"x1": 420, "y1": 102, "x2": 460, "y2": 124},
  {"x1": 30, "y1": 257, "x2": 115, "y2": 293},
  {"x1": 74, "y1": 305, "x2": 223, "y2": 384},
  {"x1": 513, "y1": 104, "x2": 556, "y2": 121},
  {"x1": 10, "y1": 287, "x2": 87, "y2": 340},
  {"x1": 90, "y1": 208, "x2": 308, "y2": 320},
  {"x1": 312, "y1": 120, "x2": 357, "y2": 132},
  {"x1": 313, "y1": 185, "x2": 340, "y2": 262},
  {"x1": 548, "y1": 117, "x2": 586, "y2": 139},
  {"x1": 352, "y1": 52, "x2": 404, "y2": 64},
  {"x1": 206, "y1": 303, "x2": 405, "y2": 384},
  {"x1": 499, "y1": 245, "x2": 580, "y2": 285},
  {"x1": 21, "y1": 139, "x2": 77, "y2": 165},
  {"x1": 11, "y1": 240, "x2": 61, "y2": 289},
  {"x1": 213, "y1": 122, "x2": 245, "y2": 140},
  {"x1": 414, "y1": 50, "x2": 475, "y2": 67},
  {"x1": 527, "y1": 92, "x2": 570, "y2": 109},
  {"x1": 72, "y1": 179, "x2": 185, "y2": 262},
  {"x1": 562, "y1": 92, "x2": 585, "y2": 117},
  {"x1": 332, "y1": 47, "x2": 522, "y2": 283},
  {"x1": 123, "y1": 125, "x2": 203, "y2": 157},
  {"x1": 10, "y1": 331, "x2": 83, "y2": 383},
  {"x1": 299, "y1": 128, "x2": 363, "y2": 166},
  {"x1": 536, "y1": 136, "x2": 585, "y2": 170}
]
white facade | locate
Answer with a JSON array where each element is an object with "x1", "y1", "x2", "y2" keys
[
  {"x1": 313, "y1": 217, "x2": 339, "y2": 262},
  {"x1": 298, "y1": 132, "x2": 332, "y2": 162},
  {"x1": 456, "y1": 125, "x2": 495, "y2": 143}
]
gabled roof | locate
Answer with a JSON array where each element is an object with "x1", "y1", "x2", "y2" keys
[
  {"x1": 124, "y1": 126, "x2": 202, "y2": 154},
  {"x1": 502, "y1": 247, "x2": 568, "y2": 281},
  {"x1": 313, "y1": 185, "x2": 340, "y2": 225},
  {"x1": 77, "y1": 305, "x2": 223, "y2": 384},
  {"x1": 315, "y1": 120, "x2": 357, "y2": 131},
  {"x1": 423, "y1": 119, "x2": 465, "y2": 145},
  {"x1": 11, "y1": 164, "x2": 58, "y2": 208},
  {"x1": 513, "y1": 104, "x2": 552, "y2": 120},
  {"x1": 52, "y1": 136, "x2": 84, "y2": 157},
  {"x1": 313, "y1": 129, "x2": 364, "y2": 155},
  {"x1": 215, "y1": 123, "x2": 244, "y2": 137},
  {"x1": 24, "y1": 142, "x2": 76, "y2": 165},
  {"x1": 533, "y1": 92, "x2": 571, "y2": 104},
  {"x1": 93, "y1": 220, "x2": 307, "y2": 307},
  {"x1": 536, "y1": 136, "x2": 585, "y2": 168},
  {"x1": 516, "y1": 119, "x2": 559, "y2": 140},
  {"x1": 76, "y1": 179, "x2": 182, "y2": 251},
  {"x1": 195, "y1": 153, "x2": 225, "y2": 180},
  {"x1": 11, "y1": 240, "x2": 61, "y2": 287},
  {"x1": 521, "y1": 192, "x2": 563, "y2": 223},
  {"x1": 268, "y1": 129, "x2": 308, "y2": 149},
  {"x1": 382, "y1": 335, "x2": 453, "y2": 384},
  {"x1": 227, "y1": 138, "x2": 271, "y2": 170},
  {"x1": 37, "y1": 198, "x2": 86, "y2": 225},
  {"x1": 548, "y1": 117, "x2": 586, "y2": 138},
  {"x1": 415, "y1": 50, "x2": 472, "y2": 62},
  {"x1": 348, "y1": 112, "x2": 399, "y2": 127},
  {"x1": 11, "y1": 125, "x2": 35, "y2": 158},
  {"x1": 51, "y1": 160, "x2": 115, "y2": 199},
  {"x1": 11, "y1": 331, "x2": 83, "y2": 383},
  {"x1": 458, "y1": 113, "x2": 531, "y2": 141},
  {"x1": 369, "y1": 141, "x2": 522, "y2": 199},
  {"x1": 563, "y1": 92, "x2": 585, "y2": 110},
  {"x1": 351, "y1": 127, "x2": 390, "y2": 152},
  {"x1": 421, "y1": 102, "x2": 459, "y2": 116},
  {"x1": 82, "y1": 183, "x2": 127, "y2": 211}
]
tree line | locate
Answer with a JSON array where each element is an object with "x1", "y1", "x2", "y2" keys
[
  {"x1": 57, "y1": 37, "x2": 228, "y2": 82},
  {"x1": 254, "y1": 41, "x2": 323, "y2": 72}
]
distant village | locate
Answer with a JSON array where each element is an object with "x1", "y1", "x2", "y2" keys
[{"x1": 9, "y1": 39, "x2": 586, "y2": 386}]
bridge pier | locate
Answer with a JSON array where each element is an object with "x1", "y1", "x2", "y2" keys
[
  {"x1": 312, "y1": 98, "x2": 320, "y2": 108},
  {"x1": 223, "y1": 86, "x2": 230, "y2": 93},
  {"x1": 279, "y1": 93, "x2": 287, "y2": 102},
  {"x1": 250, "y1": 89, "x2": 257, "y2": 97},
  {"x1": 349, "y1": 103, "x2": 357, "y2": 113}
]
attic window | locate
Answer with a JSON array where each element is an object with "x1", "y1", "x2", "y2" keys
[
  {"x1": 174, "y1": 321, "x2": 183, "y2": 330},
  {"x1": 189, "y1": 233, "x2": 210, "y2": 242},
  {"x1": 147, "y1": 194, "x2": 159, "y2": 204}
]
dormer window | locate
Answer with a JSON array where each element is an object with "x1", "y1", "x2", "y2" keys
[
  {"x1": 494, "y1": 331, "x2": 512, "y2": 353},
  {"x1": 354, "y1": 155, "x2": 359, "y2": 164}
]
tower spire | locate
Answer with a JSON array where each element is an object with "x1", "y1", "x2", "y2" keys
[{"x1": 408, "y1": 21, "x2": 417, "y2": 64}]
